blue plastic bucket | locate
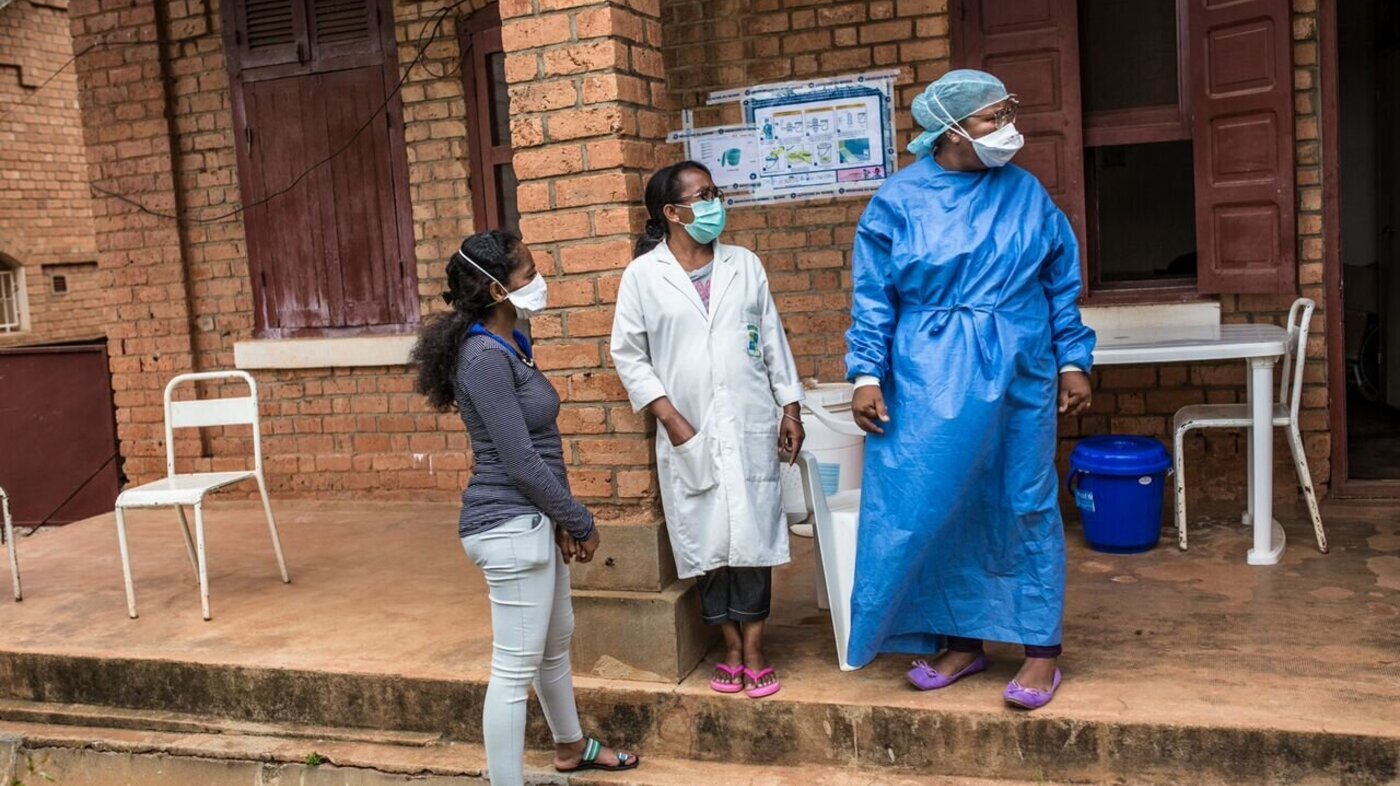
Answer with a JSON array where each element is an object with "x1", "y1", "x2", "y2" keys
[{"x1": 1067, "y1": 435, "x2": 1172, "y2": 554}]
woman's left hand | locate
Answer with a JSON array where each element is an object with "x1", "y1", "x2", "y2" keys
[
  {"x1": 1058, "y1": 371, "x2": 1093, "y2": 416},
  {"x1": 778, "y1": 406, "x2": 805, "y2": 465}
]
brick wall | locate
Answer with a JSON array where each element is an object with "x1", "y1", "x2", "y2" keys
[
  {"x1": 502, "y1": 0, "x2": 670, "y2": 520},
  {"x1": 657, "y1": 0, "x2": 1330, "y2": 502},
  {"x1": 67, "y1": 0, "x2": 488, "y2": 495},
  {"x1": 0, "y1": 0, "x2": 102, "y2": 345},
  {"x1": 150, "y1": 0, "x2": 484, "y2": 496},
  {"x1": 63, "y1": 0, "x2": 1331, "y2": 507},
  {"x1": 663, "y1": 0, "x2": 946, "y2": 382}
]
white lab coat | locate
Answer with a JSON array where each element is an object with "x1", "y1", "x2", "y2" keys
[{"x1": 610, "y1": 241, "x2": 804, "y2": 579}]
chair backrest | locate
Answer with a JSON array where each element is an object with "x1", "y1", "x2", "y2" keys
[
  {"x1": 1278, "y1": 298, "x2": 1316, "y2": 422},
  {"x1": 163, "y1": 370, "x2": 262, "y2": 478}
]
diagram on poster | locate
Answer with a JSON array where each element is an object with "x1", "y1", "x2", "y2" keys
[
  {"x1": 664, "y1": 124, "x2": 761, "y2": 190},
  {"x1": 670, "y1": 70, "x2": 899, "y2": 207}
]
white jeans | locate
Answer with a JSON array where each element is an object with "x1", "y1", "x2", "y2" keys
[{"x1": 462, "y1": 513, "x2": 584, "y2": 786}]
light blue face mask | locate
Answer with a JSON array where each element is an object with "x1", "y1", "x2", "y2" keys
[{"x1": 676, "y1": 198, "x2": 726, "y2": 244}]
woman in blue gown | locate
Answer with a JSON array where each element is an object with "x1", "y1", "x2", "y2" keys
[{"x1": 844, "y1": 70, "x2": 1095, "y2": 710}]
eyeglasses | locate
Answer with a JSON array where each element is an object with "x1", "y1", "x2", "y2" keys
[
  {"x1": 676, "y1": 186, "x2": 725, "y2": 204},
  {"x1": 965, "y1": 96, "x2": 1020, "y2": 129}
]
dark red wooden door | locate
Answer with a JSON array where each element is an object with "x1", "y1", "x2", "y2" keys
[
  {"x1": 1189, "y1": 0, "x2": 1296, "y2": 295},
  {"x1": 0, "y1": 343, "x2": 120, "y2": 526},
  {"x1": 954, "y1": 0, "x2": 1088, "y2": 263}
]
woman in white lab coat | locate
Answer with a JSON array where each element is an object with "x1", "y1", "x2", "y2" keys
[{"x1": 610, "y1": 162, "x2": 805, "y2": 699}]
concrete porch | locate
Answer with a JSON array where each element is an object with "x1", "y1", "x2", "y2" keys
[{"x1": 0, "y1": 499, "x2": 1396, "y2": 784}]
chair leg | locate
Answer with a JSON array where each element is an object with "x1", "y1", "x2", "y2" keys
[
  {"x1": 1173, "y1": 426, "x2": 1189, "y2": 551},
  {"x1": 193, "y1": 501, "x2": 211, "y2": 621},
  {"x1": 114, "y1": 506, "x2": 138, "y2": 619},
  {"x1": 1286, "y1": 425, "x2": 1329, "y2": 554},
  {"x1": 813, "y1": 518, "x2": 829, "y2": 611},
  {"x1": 175, "y1": 505, "x2": 199, "y2": 577},
  {"x1": 1243, "y1": 363, "x2": 1256, "y2": 527},
  {"x1": 4, "y1": 496, "x2": 20, "y2": 603},
  {"x1": 256, "y1": 474, "x2": 290, "y2": 584}
]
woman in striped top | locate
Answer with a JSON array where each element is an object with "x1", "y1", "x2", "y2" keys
[{"x1": 412, "y1": 230, "x2": 639, "y2": 784}]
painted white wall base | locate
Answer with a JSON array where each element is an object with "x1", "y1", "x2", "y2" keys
[{"x1": 234, "y1": 335, "x2": 416, "y2": 370}]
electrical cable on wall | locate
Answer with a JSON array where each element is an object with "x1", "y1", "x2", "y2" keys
[{"x1": 0, "y1": 0, "x2": 471, "y2": 225}]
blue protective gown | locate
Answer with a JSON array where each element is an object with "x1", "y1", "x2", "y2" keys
[{"x1": 844, "y1": 155, "x2": 1096, "y2": 668}]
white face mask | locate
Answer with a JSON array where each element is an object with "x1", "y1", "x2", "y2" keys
[
  {"x1": 458, "y1": 252, "x2": 550, "y2": 319},
  {"x1": 932, "y1": 92, "x2": 1024, "y2": 168},
  {"x1": 961, "y1": 122, "x2": 1024, "y2": 168},
  {"x1": 504, "y1": 273, "x2": 549, "y2": 319}
]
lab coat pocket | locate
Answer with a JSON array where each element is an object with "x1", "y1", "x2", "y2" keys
[
  {"x1": 669, "y1": 433, "x2": 717, "y2": 496},
  {"x1": 741, "y1": 428, "x2": 782, "y2": 483}
]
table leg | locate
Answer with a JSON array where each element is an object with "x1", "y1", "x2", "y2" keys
[
  {"x1": 1244, "y1": 360, "x2": 1256, "y2": 528},
  {"x1": 1247, "y1": 357, "x2": 1285, "y2": 565}
]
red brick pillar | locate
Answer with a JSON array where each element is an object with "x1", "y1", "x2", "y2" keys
[
  {"x1": 69, "y1": 0, "x2": 197, "y2": 486},
  {"x1": 501, "y1": 0, "x2": 711, "y2": 681}
]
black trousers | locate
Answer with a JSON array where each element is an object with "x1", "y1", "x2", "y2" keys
[
  {"x1": 696, "y1": 566, "x2": 772, "y2": 625},
  {"x1": 947, "y1": 635, "x2": 1062, "y2": 659}
]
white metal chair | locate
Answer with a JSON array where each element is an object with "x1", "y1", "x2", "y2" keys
[
  {"x1": 2, "y1": 486, "x2": 19, "y2": 602},
  {"x1": 796, "y1": 452, "x2": 862, "y2": 671},
  {"x1": 1172, "y1": 298, "x2": 1327, "y2": 554},
  {"x1": 113, "y1": 370, "x2": 290, "y2": 620}
]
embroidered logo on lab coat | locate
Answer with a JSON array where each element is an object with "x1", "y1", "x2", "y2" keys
[{"x1": 745, "y1": 323, "x2": 762, "y2": 359}]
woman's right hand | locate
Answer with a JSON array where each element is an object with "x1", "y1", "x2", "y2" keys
[
  {"x1": 555, "y1": 526, "x2": 578, "y2": 563},
  {"x1": 852, "y1": 385, "x2": 890, "y2": 435},
  {"x1": 576, "y1": 528, "x2": 601, "y2": 563},
  {"x1": 649, "y1": 397, "x2": 697, "y2": 446},
  {"x1": 665, "y1": 416, "x2": 697, "y2": 447}
]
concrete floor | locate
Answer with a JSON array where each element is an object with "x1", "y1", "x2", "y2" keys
[{"x1": 1, "y1": 497, "x2": 1397, "y2": 741}]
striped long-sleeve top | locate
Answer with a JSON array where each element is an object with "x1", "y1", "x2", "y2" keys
[{"x1": 454, "y1": 334, "x2": 595, "y2": 540}]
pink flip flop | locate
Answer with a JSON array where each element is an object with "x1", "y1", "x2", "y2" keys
[
  {"x1": 743, "y1": 666, "x2": 781, "y2": 699},
  {"x1": 710, "y1": 663, "x2": 745, "y2": 694}
]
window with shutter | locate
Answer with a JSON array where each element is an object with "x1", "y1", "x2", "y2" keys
[
  {"x1": 459, "y1": 3, "x2": 519, "y2": 233},
  {"x1": 952, "y1": 0, "x2": 1297, "y2": 299},
  {"x1": 224, "y1": 0, "x2": 418, "y2": 337}
]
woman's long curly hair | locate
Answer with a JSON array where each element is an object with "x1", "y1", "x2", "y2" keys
[{"x1": 411, "y1": 230, "x2": 523, "y2": 411}]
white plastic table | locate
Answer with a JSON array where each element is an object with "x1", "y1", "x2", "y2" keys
[{"x1": 1093, "y1": 324, "x2": 1289, "y2": 566}]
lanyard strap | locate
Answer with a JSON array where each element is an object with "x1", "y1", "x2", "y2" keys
[{"x1": 469, "y1": 324, "x2": 534, "y2": 365}]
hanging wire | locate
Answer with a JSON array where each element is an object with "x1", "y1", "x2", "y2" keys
[{"x1": 1, "y1": 0, "x2": 471, "y2": 224}]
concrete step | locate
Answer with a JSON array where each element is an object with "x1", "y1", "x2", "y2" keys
[
  {"x1": 0, "y1": 651, "x2": 1395, "y2": 785},
  {"x1": 0, "y1": 713, "x2": 1053, "y2": 786}
]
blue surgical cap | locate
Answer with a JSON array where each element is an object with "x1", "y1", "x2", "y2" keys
[{"x1": 909, "y1": 70, "x2": 1010, "y2": 158}]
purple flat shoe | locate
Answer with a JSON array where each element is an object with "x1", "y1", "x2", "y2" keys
[
  {"x1": 1003, "y1": 669, "x2": 1062, "y2": 710},
  {"x1": 906, "y1": 653, "x2": 989, "y2": 691}
]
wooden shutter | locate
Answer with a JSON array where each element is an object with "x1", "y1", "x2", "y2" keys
[
  {"x1": 1189, "y1": 0, "x2": 1296, "y2": 294},
  {"x1": 954, "y1": 0, "x2": 1088, "y2": 259},
  {"x1": 320, "y1": 66, "x2": 415, "y2": 327},
  {"x1": 310, "y1": 0, "x2": 382, "y2": 64},
  {"x1": 232, "y1": 0, "x2": 308, "y2": 71},
  {"x1": 459, "y1": 3, "x2": 516, "y2": 232},
  {"x1": 240, "y1": 76, "x2": 337, "y2": 331}
]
